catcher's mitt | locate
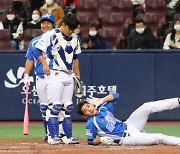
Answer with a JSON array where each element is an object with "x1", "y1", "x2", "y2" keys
[{"x1": 73, "y1": 76, "x2": 84, "y2": 98}]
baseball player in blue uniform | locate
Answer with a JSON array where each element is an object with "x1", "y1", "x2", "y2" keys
[
  {"x1": 24, "y1": 13, "x2": 56, "y2": 141},
  {"x1": 33, "y1": 13, "x2": 81, "y2": 145},
  {"x1": 77, "y1": 92, "x2": 180, "y2": 146}
]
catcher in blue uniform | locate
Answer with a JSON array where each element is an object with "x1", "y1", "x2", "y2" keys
[{"x1": 77, "y1": 92, "x2": 180, "y2": 146}]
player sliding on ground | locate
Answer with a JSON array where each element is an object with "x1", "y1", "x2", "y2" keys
[{"x1": 77, "y1": 92, "x2": 180, "y2": 146}]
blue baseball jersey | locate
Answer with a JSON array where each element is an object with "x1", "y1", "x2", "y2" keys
[
  {"x1": 25, "y1": 35, "x2": 45, "y2": 78},
  {"x1": 35, "y1": 28, "x2": 81, "y2": 72},
  {"x1": 86, "y1": 93, "x2": 126, "y2": 144}
]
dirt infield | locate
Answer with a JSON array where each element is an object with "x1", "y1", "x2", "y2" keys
[{"x1": 0, "y1": 140, "x2": 180, "y2": 154}]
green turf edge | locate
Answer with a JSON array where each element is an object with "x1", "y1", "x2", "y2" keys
[{"x1": 0, "y1": 124, "x2": 179, "y2": 140}]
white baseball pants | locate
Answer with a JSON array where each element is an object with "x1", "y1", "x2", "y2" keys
[{"x1": 121, "y1": 98, "x2": 180, "y2": 145}]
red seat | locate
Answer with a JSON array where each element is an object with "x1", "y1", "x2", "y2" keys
[
  {"x1": 0, "y1": 29, "x2": 11, "y2": 50},
  {"x1": 102, "y1": 13, "x2": 124, "y2": 29},
  {"x1": 76, "y1": 0, "x2": 98, "y2": 21},
  {"x1": 111, "y1": 0, "x2": 133, "y2": 25},
  {"x1": 97, "y1": 0, "x2": 109, "y2": 6},
  {"x1": 76, "y1": 14, "x2": 90, "y2": 37},
  {"x1": 145, "y1": 0, "x2": 167, "y2": 25},
  {"x1": 0, "y1": 0, "x2": 13, "y2": 10},
  {"x1": 101, "y1": 28, "x2": 118, "y2": 49},
  {"x1": 76, "y1": 0, "x2": 98, "y2": 37},
  {"x1": 101, "y1": 13, "x2": 127, "y2": 49},
  {"x1": 98, "y1": 5, "x2": 111, "y2": 19},
  {"x1": 23, "y1": 29, "x2": 42, "y2": 50}
]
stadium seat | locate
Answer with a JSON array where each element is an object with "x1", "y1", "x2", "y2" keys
[
  {"x1": 101, "y1": 28, "x2": 118, "y2": 49},
  {"x1": 101, "y1": 13, "x2": 128, "y2": 49},
  {"x1": 23, "y1": 29, "x2": 42, "y2": 50},
  {"x1": 111, "y1": 0, "x2": 133, "y2": 25},
  {"x1": 0, "y1": 29, "x2": 11, "y2": 50},
  {"x1": 0, "y1": 0, "x2": 13, "y2": 10},
  {"x1": 97, "y1": 0, "x2": 109, "y2": 6},
  {"x1": 145, "y1": 0, "x2": 167, "y2": 25},
  {"x1": 77, "y1": 14, "x2": 90, "y2": 37},
  {"x1": 76, "y1": 0, "x2": 98, "y2": 21},
  {"x1": 98, "y1": 5, "x2": 111, "y2": 19},
  {"x1": 102, "y1": 13, "x2": 124, "y2": 29}
]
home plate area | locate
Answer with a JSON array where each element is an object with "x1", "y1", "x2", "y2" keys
[{"x1": 0, "y1": 140, "x2": 180, "y2": 154}]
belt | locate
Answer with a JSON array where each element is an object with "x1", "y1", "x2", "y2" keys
[
  {"x1": 122, "y1": 123, "x2": 127, "y2": 137},
  {"x1": 114, "y1": 123, "x2": 128, "y2": 144},
  {"x1": 52, "y1": 69, "x2": 72, "y2": 74}
]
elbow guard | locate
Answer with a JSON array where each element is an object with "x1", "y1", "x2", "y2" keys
[{"x1": 112, "y1": 92, "x2": 119, "y2": 101}]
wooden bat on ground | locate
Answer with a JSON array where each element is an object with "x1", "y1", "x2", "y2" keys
[{"x1": 23, "y1": 84, "x2": 29, "y2": 135}]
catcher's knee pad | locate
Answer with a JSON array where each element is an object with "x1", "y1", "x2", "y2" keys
[
  {"x1": 40, "y1": 104, "x2": 48, "y2": 117},
  {"x1": 64, "y1": 101, "x2": 74, "y2": 113},
  {"x1": 48, "y1": 101, "x2": 62, "y2": 116}
]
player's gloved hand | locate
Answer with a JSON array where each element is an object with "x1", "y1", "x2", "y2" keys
[
  {"x1": 86, "y1": 96, "x2": 104, "y2": 108},
  {"x1": 23, "y1": 74, "x2": 30, "y2": 86},
  {"x1": 100, "y1": 136, "x2": 114, "y2": 145}
]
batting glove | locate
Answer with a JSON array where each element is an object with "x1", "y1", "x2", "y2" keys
[
  {"x1": 100, "y1": 136, "x2": 114, "y2": 145},
  {"x1": 23, "y1": 74, "x2": 30, "y2": 86},
  {"x1": 86, "y1": 96, "x2": 104, "y2": 108}
]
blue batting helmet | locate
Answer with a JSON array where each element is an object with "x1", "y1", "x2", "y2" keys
[{"x1": 40, "y1": 13, "x2": 56, "y2": 28}]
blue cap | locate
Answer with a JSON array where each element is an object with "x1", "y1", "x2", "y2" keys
[{"x1": 40, "y1": 13, "x2": 56, "y2": 28}]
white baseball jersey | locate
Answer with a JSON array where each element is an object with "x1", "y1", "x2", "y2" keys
[
  {"x1": 34, "y1": 28, "x2": 81, "y2": 105},
  {"x1": 35, "y1": 28, "x2": 81, "y2": 73}
]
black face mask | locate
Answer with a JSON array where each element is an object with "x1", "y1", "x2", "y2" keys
[{"x1": 13, "y1": 1, "x2": 22, "y2": 8}]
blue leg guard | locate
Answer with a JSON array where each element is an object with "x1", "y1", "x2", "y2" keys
[
  {"x1": 48, "y1": 117, "x2": 59, "y2": 139},
  {"x1": 62, "y1": 103, "x2": 74, "y2": 138},
  {"x1": 47, "y1": 102, "x2": 62, "y2": 139},
  {"x1": 62, "y1": 117, "x2": 72, "y2": 138},
  {"x1": 62, "y1": 103, "x2": 79, "y2": 144}
]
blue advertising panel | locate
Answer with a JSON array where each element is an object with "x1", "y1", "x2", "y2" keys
[
  {"x1": 0, "y1": 50, "x2": 180, "y2": 121},
  {"x1": 0, "y1": 53, "x2": 41, "y2": 120}
]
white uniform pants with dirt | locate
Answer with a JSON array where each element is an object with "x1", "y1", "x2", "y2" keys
[{"x1": 121, "y1": 98, "x2": 180, "y2": 145}]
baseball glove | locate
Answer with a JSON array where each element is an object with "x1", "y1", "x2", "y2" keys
[
  {"x1": 86, "y1": 96, "x2": 104, "y2": 108},
  {"x1": 73, "y1": 76, "x2": 84, "y2": 98}
]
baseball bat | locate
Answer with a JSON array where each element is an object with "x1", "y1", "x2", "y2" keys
[{"x1": 23, "y1": 84, "x2": 29, "y2": 135}]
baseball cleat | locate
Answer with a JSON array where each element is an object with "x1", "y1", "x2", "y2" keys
[
  {"x1": 48, "y1": 137, "x2": 61, "y2": 145},
  {"x1": 69, "y1": 137, "x2": 79, "y2": 144}
]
